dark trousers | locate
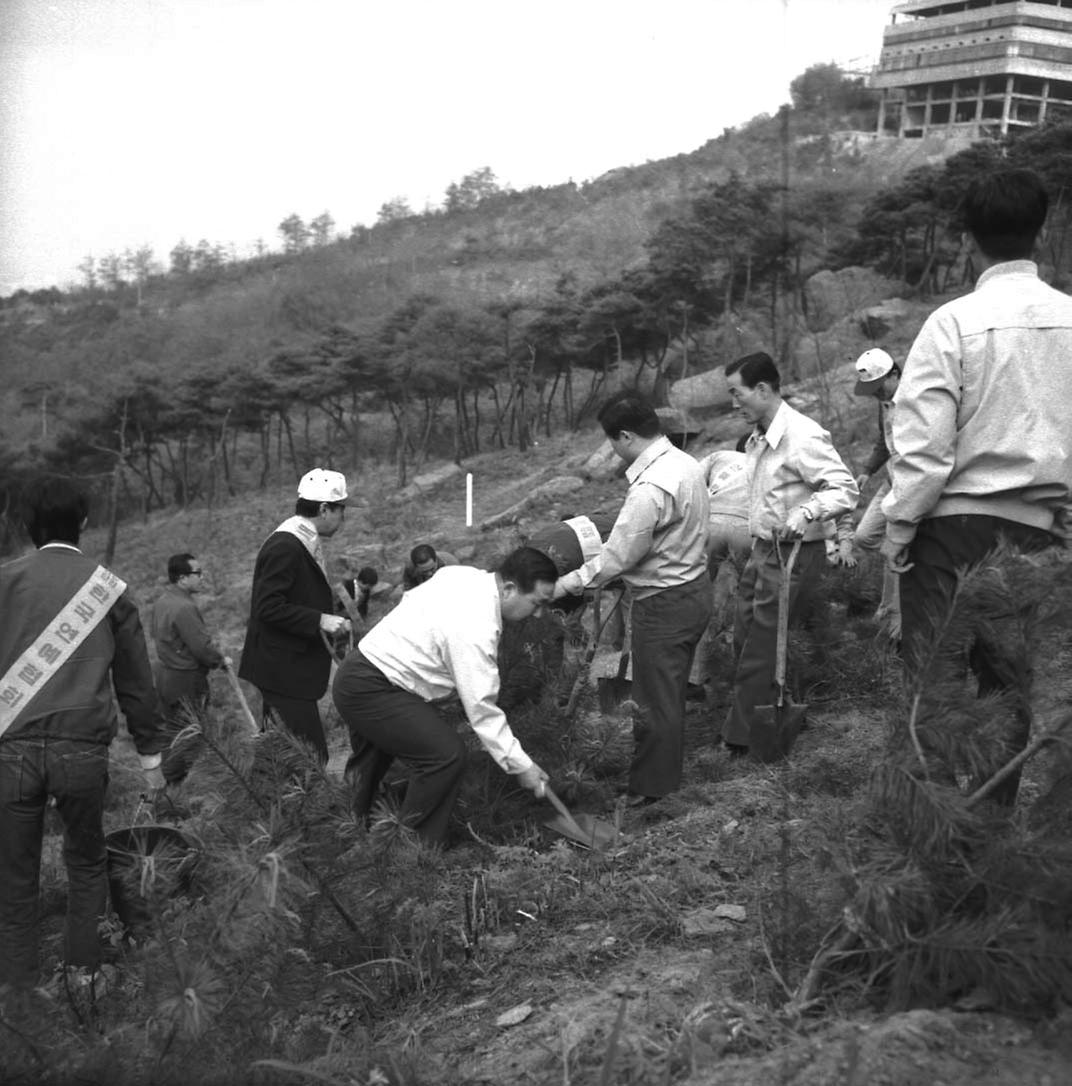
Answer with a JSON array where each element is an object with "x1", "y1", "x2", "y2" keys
[
  {"x1": 0, "y1": 738, "x2": 109, "y2": 988},
  {"x1": 900, "y1": 515, "x2": 1053, "y2": 805},
  {"x1": 156, "y1": 665, "x2": 210, "y2": 784},
  {"x1": 332, "y1": 653, "x2": 466, "y2": 845},
  {"x1": 723, "y1": 539, "x2": 826, "y2": 749},
  {"x1": 258, "y1": 690, "x2": 328, "y2": 764},
  {"x1": 629, "y1": 574, "x2": 712, "y2": 797}
]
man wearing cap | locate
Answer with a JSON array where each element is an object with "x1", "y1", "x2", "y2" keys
[
  {"x1": 851, "y1": 348, "x2": 901, "y2": 635},
  {"x1": 722, "y1": 351, "x2": 857, "y2": 755},
  {"x1": 881, "y1": 167, "x2": 1072, "y2": 804},
  {"x1": 238, "y1": 469, "x2": 354, "y2": 763}
]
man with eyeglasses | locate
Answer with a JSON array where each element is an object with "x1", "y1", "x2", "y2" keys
[{"x1": 151, "y1": 553, "x2": 228, "y2": 783}]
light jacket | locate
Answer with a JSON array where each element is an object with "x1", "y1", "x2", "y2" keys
[{"x1": 883, "y1": 261, "x2": 1072, "y2": 546}]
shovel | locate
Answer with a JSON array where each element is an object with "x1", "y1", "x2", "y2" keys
[
  {"x1": 223, "y1": 660, "x2": 261, "y2": 737},
  {"x1": 750, "y1": 538, "x2": 807, "y2": 763},
  {"x1": 542, "y1": 786, "x2": 622, "y2": 851},
  {"x1": 598, "y1": 650, "x2": 631, "y2": 713}
]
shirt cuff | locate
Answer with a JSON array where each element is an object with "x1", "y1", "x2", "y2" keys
[
  {"x1": 139, "y1": 753, "x2": 162, "y2": 771},
  {"x1": 885, "y1": 521, "x2": 918, "y2": 547},
  {"x1": 557, "y1": 570, "x2": 585, "y2": 596}
]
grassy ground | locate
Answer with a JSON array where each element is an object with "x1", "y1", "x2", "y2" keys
[{"x1": 4, "y1": 417, "x2": 1072, "y2": 1086}]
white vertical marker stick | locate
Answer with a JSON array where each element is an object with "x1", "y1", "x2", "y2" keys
[{"x1": 466, "y1": 472, "x2": 473, "y2": 527}]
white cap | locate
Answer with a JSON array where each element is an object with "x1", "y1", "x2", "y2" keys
[
  {"x1": 297, "y1": 468, "x2": 355, "y2": 505},
  {"x1": 854, "y1": 348, "x2": 895, "y2": 396}
]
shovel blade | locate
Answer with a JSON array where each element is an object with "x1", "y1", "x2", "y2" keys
[
  {"x1": 749, "y1": 702, "x2": 806, "y2": 763},
  {"x1": 544, "y1": 812, "x2": 622, "y2": 851}
]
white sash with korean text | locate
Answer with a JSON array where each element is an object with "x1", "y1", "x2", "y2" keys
[
  {"x1": 0, "y1": 565, "x2": 127, "y2": 737},
  {"x1": 564, "y1": 515, "x2": 603, "y2": 561}
]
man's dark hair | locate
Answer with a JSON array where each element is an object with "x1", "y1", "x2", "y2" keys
[
  {"x1": 597, "y1": 391, "x2": 661, "y2": 440},
  {"x1": 22, "y1": 477, "x2": 89, "y2": 547},
  {"x1": 410, "y1": 543, "x2": 437, "y2": 566},
  {"x1": 167, "y1": 553, "x2": 197, "y2": 583},
  {"x1": 725, "y1": 351, "x2": 781, "y2": 392},
  {"x1": 498, "y1": 546, "x2": 559, "y2": 592},
  {"x1": 295, "y1": 498, "x2": 344, "y2": 518},
  {"x1": 356, "y1": 566, "x2": 378, "y2": 586},
  {"x1": 962, "y1": 168, "x2": 1048, "y2": 261}
]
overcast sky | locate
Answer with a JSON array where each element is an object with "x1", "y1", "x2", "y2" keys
[{"x1": 0, "y1": 0, "x2": 897, "y2": 294}]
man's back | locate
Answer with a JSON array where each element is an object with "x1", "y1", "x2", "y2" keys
[
  {"x1": 0, "y1": 547, "x2": 157, "y2": 746},
  {"x1": 890, "y1": 261, "x2": 1072, "y2": 534}
]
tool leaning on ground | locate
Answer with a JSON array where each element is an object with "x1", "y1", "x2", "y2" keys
[
  {"x1": 751, "y1": 537, "x2": 807, "y2": 763},
  {"x1": 541, "y1": 784, "x2": 622, "y2": 851},
  {"x1": 223, "y1": 658, "x2": 261, "y2": 736}
]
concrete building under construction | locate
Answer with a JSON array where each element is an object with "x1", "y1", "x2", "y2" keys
[{"x1": 871, "y1": 0, "x2": 1072, "y2": 138}]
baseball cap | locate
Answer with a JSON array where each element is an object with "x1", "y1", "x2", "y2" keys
[
  {"x1": 297, "y1": 468, "x2": 357, "y2": 505},
  {"x1": 853, "y1": 348, "x2": 895, "y2": 397}
]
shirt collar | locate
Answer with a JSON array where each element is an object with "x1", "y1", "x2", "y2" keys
[
  {"x1": 626, "y1": 434, "x2": 673, "y2": 483},
  {"x1": 758, "y1": 401, "x2": 790, "y2": 450},
  {"x1": 976, "y1": 260, "x2": 1037, "y2": 289}
]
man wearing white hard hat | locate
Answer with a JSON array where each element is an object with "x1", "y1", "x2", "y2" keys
[
  {"x1": 851, "y1": 347, "x2": 901, "y2": 635},
  {"x1": 238, "y1": 469, "x2": 355, "y2": 762}
]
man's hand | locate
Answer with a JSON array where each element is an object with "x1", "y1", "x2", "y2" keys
[
  {"x1": 880, "y1": 536, "x2": 913, "y2": 573},
  {"x1": 855, "y1": 472, "x2": 870, "y2": 491},
  {"x1": 516, "y1": 763, "x2": 549, "y2": 798},
  {"x1": 319, "y1": 614, "x2": 351, "y2": 636},
  {"x1": 832, "y1": 541, "x2": 858, "y2": 569},
  {"x1": 142, "y1": 764, "x2": 166, "y2": 792},
  {"x1": 552, "y1": 579, "x2": 570, "y2": 601},
  {"x1": 781, "y1": 507, "x2": 810, "y2": 538},
  {"x1": 222, "y1": 654, "x2": 234, "y2": 669}
]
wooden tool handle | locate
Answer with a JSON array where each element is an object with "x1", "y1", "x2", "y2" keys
[
  {"x1": 774, "y1": 538, "x2": 802, "y2": 699},
  {"x1": 223, "y1": 660, "x2": 260, "y2": 736}
]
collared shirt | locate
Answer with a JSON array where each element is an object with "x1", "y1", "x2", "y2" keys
[
  {"x1": 151, "y1": 584, "x2": 223, "y2": 673},
  {"x1": 358, "y1": 566, "x2": 532, "y2": 775},
  {"x1": 558, "y1": 435, "x2": 709, "y2": 600},
  {"x1": 746, "y1": 401, "x2": 858, "y2": 541},
  {"x1": 883, "y1": 260, "x2": 1072, "y2": 546}
]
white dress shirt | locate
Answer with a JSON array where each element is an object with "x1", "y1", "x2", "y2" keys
[{"x1": 358, "y1": 566, "x2": 532, "y2": 775}]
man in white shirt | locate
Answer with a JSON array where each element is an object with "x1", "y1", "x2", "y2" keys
[
  {"x1": 332, "y1": 547, "x2": 553, "y2": 845},
  {"x1": 881, "y1": 167, "x2": 1072, "y2": 804},
  {"x1": 723, "y1": 352, "x2": 857, "y2": 754},
  {"x1": 553, "y1": 391, "x2": 711, "y2": 805}
]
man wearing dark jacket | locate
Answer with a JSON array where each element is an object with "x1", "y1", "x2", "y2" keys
[
  {"x1": 0, "y1": 478, "x2": 166, "y2": 993},
  {"x1": 151, "y1": 552, "x2": 227, "y2": 784},
  {"x1": 238, "y1": 469, "x2": 354, "y2": 762}
]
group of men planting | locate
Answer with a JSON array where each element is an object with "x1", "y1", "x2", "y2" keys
[{"x1": 2, "y1": 166, "x2": 1071, "y2": 1003}]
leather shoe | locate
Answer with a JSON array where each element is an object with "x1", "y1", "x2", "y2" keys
[
  {"x1": 723, "y1": 742, "x2": 749, "y2": 758},
  {"x1": 624, "y1": 792, "x2": 658, "y2": 808}
]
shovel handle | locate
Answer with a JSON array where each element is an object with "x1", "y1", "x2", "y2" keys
[
  {"x1": 223, "y1": 660, "x2": 261, "y2": 736},
  {"x1": 774, "y1": 539, "x2": 802, "y2": 700}
]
